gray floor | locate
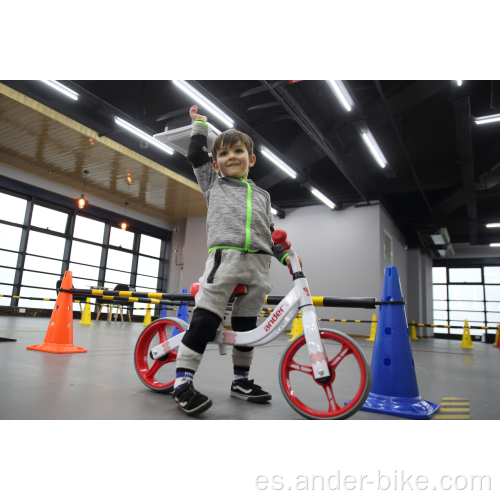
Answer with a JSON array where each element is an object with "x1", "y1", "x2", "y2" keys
[{"x1": 1, "y1": 317, "x2": 499, "y2": 420}]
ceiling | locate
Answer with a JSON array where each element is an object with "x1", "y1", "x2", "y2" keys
[
  {"x1": 1, "y1": 80, "x2": 499, "y2": 252},
  {"x1": 0, "y1": 82, "x2": 206, "y2": 225}
]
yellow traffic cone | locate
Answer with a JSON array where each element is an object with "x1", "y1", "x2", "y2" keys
[
  {"x1": 459, "y1": 319, "x2": 475, "y2": 349},
  {"x1": 492, "y1": 324, "x2": 500, "y2": 348},
  {"x1": 367, "y1": 314, "x2": 377, "y2": 341},
  {"x1": 142, "y1": 304, "x2": 152, "y2": 327},
  {"x1": 78, "y1": 297, "x2": 95, "y2": 325},
  {"x1": 287, "y1": 312, "x2": 303, "y2": 342},
  {"x1": 409, "y1": 320, "x2": 418, "y2": 340}
]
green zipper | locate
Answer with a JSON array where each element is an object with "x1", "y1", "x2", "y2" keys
[{"x1": 241, "y1": 179, "x2": 252, "y2": 251}]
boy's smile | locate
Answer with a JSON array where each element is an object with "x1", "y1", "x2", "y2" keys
[{"x1": 213, "y1": 140, "x2": 256, "y2": 180}]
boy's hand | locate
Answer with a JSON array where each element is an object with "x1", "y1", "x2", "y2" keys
[
  {"x1": 190, "y1": 105, "x2": 207, "y2": 122},
  {"x1": 285, "y1": 255, "x2": 302, "y2": 271}
]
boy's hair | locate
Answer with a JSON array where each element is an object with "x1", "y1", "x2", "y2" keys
[{"x1": 211, "y1": 129, "x2": 254, "y2": 160}]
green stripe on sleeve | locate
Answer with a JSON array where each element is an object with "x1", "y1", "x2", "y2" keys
[
  {"x1": 193, "y1": 120, "x2": 209, "y2": 128},
  {"x1": 280, "y1": 253, "x2": 289, "y2": 265}
]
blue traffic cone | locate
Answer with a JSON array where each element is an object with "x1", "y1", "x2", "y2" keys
[
  {"x1": 159, "y1": 304, "x2": 167, "y2": 318},
  {"x1": 359, "y1": 266, "x2": 439, "y2": 419},
  {"x1": 172, "y1": 288, "x2": 189, "y2": 337}
]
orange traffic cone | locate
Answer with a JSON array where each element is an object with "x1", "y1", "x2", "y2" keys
[{"x1": 27, "y1": 271, "x2": 87, "y2": 354}]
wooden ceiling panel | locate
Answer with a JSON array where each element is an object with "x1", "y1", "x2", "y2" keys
[{"x1": 0, "y1": 83, "x2": 207, "y2": 225}]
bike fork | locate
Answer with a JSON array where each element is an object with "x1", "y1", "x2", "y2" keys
[{"x1": 300, "y1": 305, "x2": 331, "y2": 384}]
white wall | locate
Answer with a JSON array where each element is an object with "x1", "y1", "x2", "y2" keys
[
  {"x1": 406, "y1": 248, "x2": 433, "y2": 337},
  {"x1": 180, "y1": 203, "x2": 405, "y2": 336},
  {"x1": 379, "y1": 203, "x2": 408, "y2": 300}
]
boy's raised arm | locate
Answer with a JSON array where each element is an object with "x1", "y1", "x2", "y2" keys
[{"x1": 187, "y1": 105, "x2": 216, "y2": 197}]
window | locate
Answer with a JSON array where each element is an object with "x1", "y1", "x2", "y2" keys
[
  {"x1": 0, "y1": 284, "x2": 13, "y2": 306},
  {"x1": 432, "y1": 267, "x2": 446, "y2": 284},
  {"x1": 105, "y1": 269, "x2": 131, "y2": 286},
  {"x1": 26, "y1": 231, "x2": 65, "y2": 259},
  {"x1": 139, "y1": 234, "x2": 162, "y2": 258},
  {"x1": 432, "y1": 266, "x2": 500, "y2": 336},
  {"x1": 73, "y1": 215, "x2": 105, "y2": 244},
  {"x1": 0, "y1": 267, "x2": 16, "y2": 286},
  {"x1": 21, "y1": 271, "x2": 60, "y2": 289},
  {"x1": 0, "y1": 223, "x2": 23, "y2": 252},
  {"x1": 68, "y1": 262, "x2": 99, "y2": 281},
  {"x1": 70, "y1": 241, "x2": 102, "y2": 267},
  {"x1": 107, "y1": 249, "x2": 133, "y2": 272},
  {"x1": 0, "y1": 193, "x2": 27, "y2": 224},
  {"x1": 31, "y1": 205, "x2": 68, "y2": 233},
  {"x1": 109, "y1": 226, "x2": 134, "y2": 250},
  {"x1": 137, "y1": 255, "x2": 159, "y2": 277},
  {"x1": 136, "y1": 275, "x2": 158, "y2": 289},
  {"x1": 448, "y1": 285, "x2": 483, "y2": 302},
  {"x1": 484, "y1": 267, "x2": 500, "y2": 284},
  {"x1": 19, "y1": 287, "x2": 57, "y2": 310},
  {"x1": 0, "y1": 249, "x2": 18, "y2": 268},
  {"x1": 0, "y1": 190, "x2": 169, "y2": 313},
  {"x1": 25, "y1": 255, "x2": 62, "y2": 275}
]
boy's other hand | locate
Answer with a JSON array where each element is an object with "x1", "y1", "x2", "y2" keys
[
  {"x1": 190, "y1": 105, "x2": 207, "y2": 122},
  {"x1": 285, "y1": 255, "x2": 302, "y2": 271}
]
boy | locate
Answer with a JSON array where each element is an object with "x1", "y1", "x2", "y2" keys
[{"x1": 173, "y1": 105, "x2": 301, "y2": 416}]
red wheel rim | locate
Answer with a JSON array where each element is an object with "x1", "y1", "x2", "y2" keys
[
  {"x1": 135, "y1": 319, "x2": 180, "y2": 391},
  {"x1": 280, "y1": 331, "x2": 368, "y2": 419}
]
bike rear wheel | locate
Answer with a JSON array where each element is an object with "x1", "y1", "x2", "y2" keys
[
  {"x1": 279, "y1": 329, "x2": 371, "y2": 419},
  {"x1": 134, "y1": 318, "x2": 184, "y2": 394}
]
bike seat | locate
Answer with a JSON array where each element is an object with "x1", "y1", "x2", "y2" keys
[{"x1": 190, "y1": 283, "x2": 247, "y2": 297}]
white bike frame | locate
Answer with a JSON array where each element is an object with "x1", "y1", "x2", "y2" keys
[{"x1": 149, "y1": 246, "x2": 330, "y2": 381}]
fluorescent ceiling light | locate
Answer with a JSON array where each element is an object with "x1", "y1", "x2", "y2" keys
[
  {"x1": 115, "y1": 117, "x2": 174, "y2": 155},
  {"x1": 475, "y1": 113, "x2": 500, "y2": 125},
  {"x1": 271, "y1": 208, "x2": 278, "y2": 215},
  {"x1": 172, "y1": 80, "x2": 234, "y2": 128},
  {"x1": 327, "y1": 80, "x2": 352, "y2": 111},
  {"x1": 311, "y1": 188, "x2": 336, "y2": 209},
  {"x1": 490, "y1": 243, "x2": 500, "y2": 247},
  {"x1": 41, "y1": 80, "x2": 78, "y2": 100},
  {"x1": 457, "y1": 80, "x2": 462, "y2": 86},
  {"x1": 260, "y1": 147, "x2": 297, "y2": 178},
  {"x1": 486, "y1": 223, "x2": 500, "y2": 228},
  {"x1": 207, "y1": 123, "x2": 222, "y2": 135},
  {"x1": 361, "y1": 132, "x2": 387, "y2": 168},
  {"x1": 430, "y1": 234, "x2": 446, "y2": 245}
]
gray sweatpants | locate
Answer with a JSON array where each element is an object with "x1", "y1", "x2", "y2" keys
[
  {"x1": 195, "y1": 248, "x2": 273, "y2": 319},
  {"x1": 176, "y1": 249, "x2": 273, "y2": 373}
]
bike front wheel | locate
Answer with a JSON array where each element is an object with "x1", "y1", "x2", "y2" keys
[
  {"x1": 134, "y1": 318, "x2": 183, "y2": 394},
  {"x1": 279, "y1": 329, "x2": 371, "y2": 420}
]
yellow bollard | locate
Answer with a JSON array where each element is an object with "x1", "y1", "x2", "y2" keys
[
  {"x1": 409, "y1": 320, "x2": 418, "y2": 340},
  {"x1": 459, "y1": 319, "x2": 475, "y2": 349},
  {"x1": 367, "y1": 314, "x2": 377, "y2": 341},
  {"x1": 78, "y1": 297, "x2": 95, "y2": 325},
  {"x1": 287, "y1": 312, "x2": 303, "y2": 342},
  {"x1": 142, "y1": 304, "x2": 152, "y2": 327}
]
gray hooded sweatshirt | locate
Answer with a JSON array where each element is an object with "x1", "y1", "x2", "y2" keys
[{"x1": 188, "y1": 121, "x2": 288, "y2": 265}]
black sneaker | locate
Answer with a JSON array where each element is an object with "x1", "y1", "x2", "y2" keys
[
  {"x1": 173, "y1": 381, "x2": 212, "y2": 416},
  {"x1": 230, "y1": 378, "x2": 272, "y2": 403}
]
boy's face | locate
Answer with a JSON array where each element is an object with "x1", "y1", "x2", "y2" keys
[{"x1": 212, "y1": 140, "x2": 256, "y2": 180}]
